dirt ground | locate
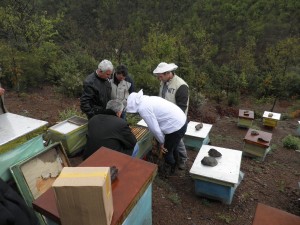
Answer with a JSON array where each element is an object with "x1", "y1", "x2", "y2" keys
[{"x1": 4, "y1": 85, "x2": 300, "y2": 225}]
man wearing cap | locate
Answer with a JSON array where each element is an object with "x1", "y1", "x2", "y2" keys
[
  {"x1": 80, "y1": 59, "x2": 114, "y2": 119},
  {"x1": 153, "y1": 62, "x2": 189, "y2": 170},
  {"x1": 110, "y1": 64, "x2": 135, "y2": 119},
  {"x1": 127, "y1": 90, "x2": 188, "y2": 176}
]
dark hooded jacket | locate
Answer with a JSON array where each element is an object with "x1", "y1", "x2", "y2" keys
[
  {"x1": 0, "y1": 178, "x2": 39, "y2": 225},
  {"x1": 83, "y1": 113, "x2": 137, "y2": 159}
]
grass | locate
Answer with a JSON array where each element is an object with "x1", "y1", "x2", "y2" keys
[
  {"x1": 154, "y1": 177, "x2": 182, "y2": 205},
  {"x1": 58, "y1": 105, "x2": 86, "y2": 121},
  {"x1": 217, "y1": 213, "x2": 234, "y2": 224},
  {"x1": 167, "y1": 193, "x2": 181, "y2": 205},
  {"x1": 201, "y1": 199, "x2": 211, "y2": 206},
  {"x1": 282, "y1": 135, "x2": 300, "y2": 150},
  {"x1": 277, "y1": 180, "x2": 286, "y2": 193},
  {"x1": 126, "y1": 113, "x2": 142, "y2": 126}
]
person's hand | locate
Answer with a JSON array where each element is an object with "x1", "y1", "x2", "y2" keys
[
  {"x1": 0, "y1": 87, "x2": 5, "y2": 96},
  {"x1": 160, "y1": 144, "x2": 168, "y2": 154}
]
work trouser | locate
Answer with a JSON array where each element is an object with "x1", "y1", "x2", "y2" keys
[
  {"x1": 164, "y1": 121, "x2": 188, "y2": 165},
  {"x1": 177, "y1": 139, "x2": 188, "y2": 163}
]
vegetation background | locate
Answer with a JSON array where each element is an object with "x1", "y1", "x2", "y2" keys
[
  {"x1": 0, "y1": 0, "x2": 299, "y2": 111},
  {"x1": 1, "y1": 1, "x2": 300, "y2": 224}
]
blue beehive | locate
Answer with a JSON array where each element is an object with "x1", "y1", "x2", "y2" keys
[{"x1": 190, "y1": 145, "x2": 244, "y2": 205}]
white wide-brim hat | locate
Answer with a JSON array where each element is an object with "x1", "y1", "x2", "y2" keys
[{"x1": 153, "y1": 62, "x2": 178, "y2": 74}]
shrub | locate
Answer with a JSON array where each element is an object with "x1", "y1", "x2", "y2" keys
[
  {"x1": 282, "y1": 135, "x2": 300, "y2": 150},
  {"x1": 58, "y1": 106, "x2": 86, "y2": 121}
]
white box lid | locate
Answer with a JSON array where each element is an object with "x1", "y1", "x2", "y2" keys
[
  {"x1": 263, "y1": 111, "x2": 281, "y2": 120},
  {"x1": 0, "y1": 113, "x2": 48, "y2": 146},
  {"x1": 189, "y1": 145, "x2": 242, "y2": 185}
]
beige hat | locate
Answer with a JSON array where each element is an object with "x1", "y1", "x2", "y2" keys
[{"x1": 153, "y1": 62, "x2": 178, "y2": 74}]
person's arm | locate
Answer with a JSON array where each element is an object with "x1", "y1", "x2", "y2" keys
[
  {"x1": 126, "y1": 76, "x2": 135, "y2": 93},
  {"x1": 141, "y1": 112, "x2": 165, "y2": 144},
  {"x1": 80, "y1": 83, "x2": 98, "y2": 119},
  {"x1": 175, "y1": 85, "x2": 189, "y2": 113},
  {"x1": 0, "y1": 87, "x2": 4, "y2": 96}
]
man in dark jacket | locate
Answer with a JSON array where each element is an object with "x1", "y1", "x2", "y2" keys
[
  {"x1": 80, "y1": 59, "x2": 114, "y2": 119},
  {"x1": 83, "y1": 99, "x2": 137, "y2": 159},
  {"x1": 0, "y1": 178, "x2": 39, "y2": 225}
]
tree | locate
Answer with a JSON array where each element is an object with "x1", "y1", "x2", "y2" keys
[
  {"x1": 0, "y1": 0, "x2": 61, "y2": 90},
  {"x1": 261, "y1": 37, "x2": 300, "y2": 111}
]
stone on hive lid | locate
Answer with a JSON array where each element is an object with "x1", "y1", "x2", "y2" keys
[
  {"x1": 195, "y1": 123, "x2": 203, "y2": 131},
  {"x1": 258, "y1": 137, "x2": 269, "y2": 143},
  {"x1": 268, "y1": 112, "x2": 273, "y2": 117},
  {"x1": 201, "y1": 156, "x2": 218, "y2": 167},
  {"x1": 208, "y1": 148, "x2": 222, "y2": 157},
  {"x1": 243, "y1": 110, "x2": 249, "y2": 116},
  {"x1": 251, "y1": 130, "x2": 259, "y2": 136}
]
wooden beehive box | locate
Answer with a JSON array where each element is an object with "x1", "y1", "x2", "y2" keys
[
  {"x1": 47, "y1": 116, "x2": 88, "y2": 156},
  {"x1": 237, "y1": 109, "x2": 254, "y2": 128},
  {"x1": 0, "y1": 113, "x2": 48, "y2": 182},
  {"x1": 130, "y1": 125, "x2": 153, "y2": 159},
  {"x1": 262, "y1": 111, "x2": 281, "y2": 128},
  {"x1": 243, "y1": 128, "x2": 272, "y2": 161},
  {"x1": 189, "y1": 145, "x2": 243, "y2": 204},
  {"x1": 0, "y1": 112, "x2": 48, "y2": 154},
  {"x1": 10, "y1": 142, "x2": 70, "y2": 225}
]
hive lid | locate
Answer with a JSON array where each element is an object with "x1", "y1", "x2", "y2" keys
[
  {"x1": 189, "y1": 145, "x2": 242, "y2": 185},
  {"x1": 0, "y1": 113, "x2": 48, "y2": 146}
]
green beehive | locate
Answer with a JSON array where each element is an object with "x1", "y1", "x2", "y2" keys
[
  {"x1": 47, "y1": 116, "x2": 88, "y2": 156},
  {"x1": 10, "y1": 142, "x2": 70, "y2": 225},
  {"x1": 0, "y1": 113, "x2": 48, "y2": 182},
  {"x1": 243, "y1": 128, "x2": 272, "y2": 161},
  {"x1": 131, "y1": 126, "x2": 153, "y2": 159},
  {"x1": 237, "y1": 109, "x2": 254, "y2": 128}
]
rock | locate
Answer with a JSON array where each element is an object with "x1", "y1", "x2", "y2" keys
[
  {"x1": 208, "y1": 148, "x2": 222, "y2": 157},
  {"x1": 268, "y1": 113, "x2": 273, "y2": 117},
  {"x1": 251, "y1": 130, "x2": 259, "y2": 136},
  {"x1": 110, "y1": 166, "x2": 119, "y2": 182},
  {"x1": 195, "y1": 123, "x2": 203, "y2": 130},
  {"x1": 201, "y1": 156, "x2": 218, "y2": 167},
  {"x1": 258, "y1": 137, "x2": 269, "y2": 143}
]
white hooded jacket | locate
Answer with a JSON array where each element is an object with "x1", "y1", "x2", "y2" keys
[{"x1": 127, "y1": 90, "x2": 186, "y2": 144}]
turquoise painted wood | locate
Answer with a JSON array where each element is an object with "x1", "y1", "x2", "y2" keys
[
  {"x1": 194, "y1": 179, "x2": 235, "y2": 204},
  {"x1": 123, "y1": 183, "x2": 152, "y2": 225},
  {"x1": 134, "y1": 131, "x2": 153, "y2": 159},
  {"x1": 1, "y1": 135, "x2": 44, "y2": 182},
  {"x1": 10, "y1": 143, "x2": 70, "y2": 225},
  {"x1": 194, "y1": 172, "x2": 244, "y2": 205},
  {"x1": 183, "y1": 135, "x2": 210, "y2": 150}
]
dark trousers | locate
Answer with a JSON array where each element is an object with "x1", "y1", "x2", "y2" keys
[{"x1": 164, "y1": 121, "x2": 188, "y2": 165}]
